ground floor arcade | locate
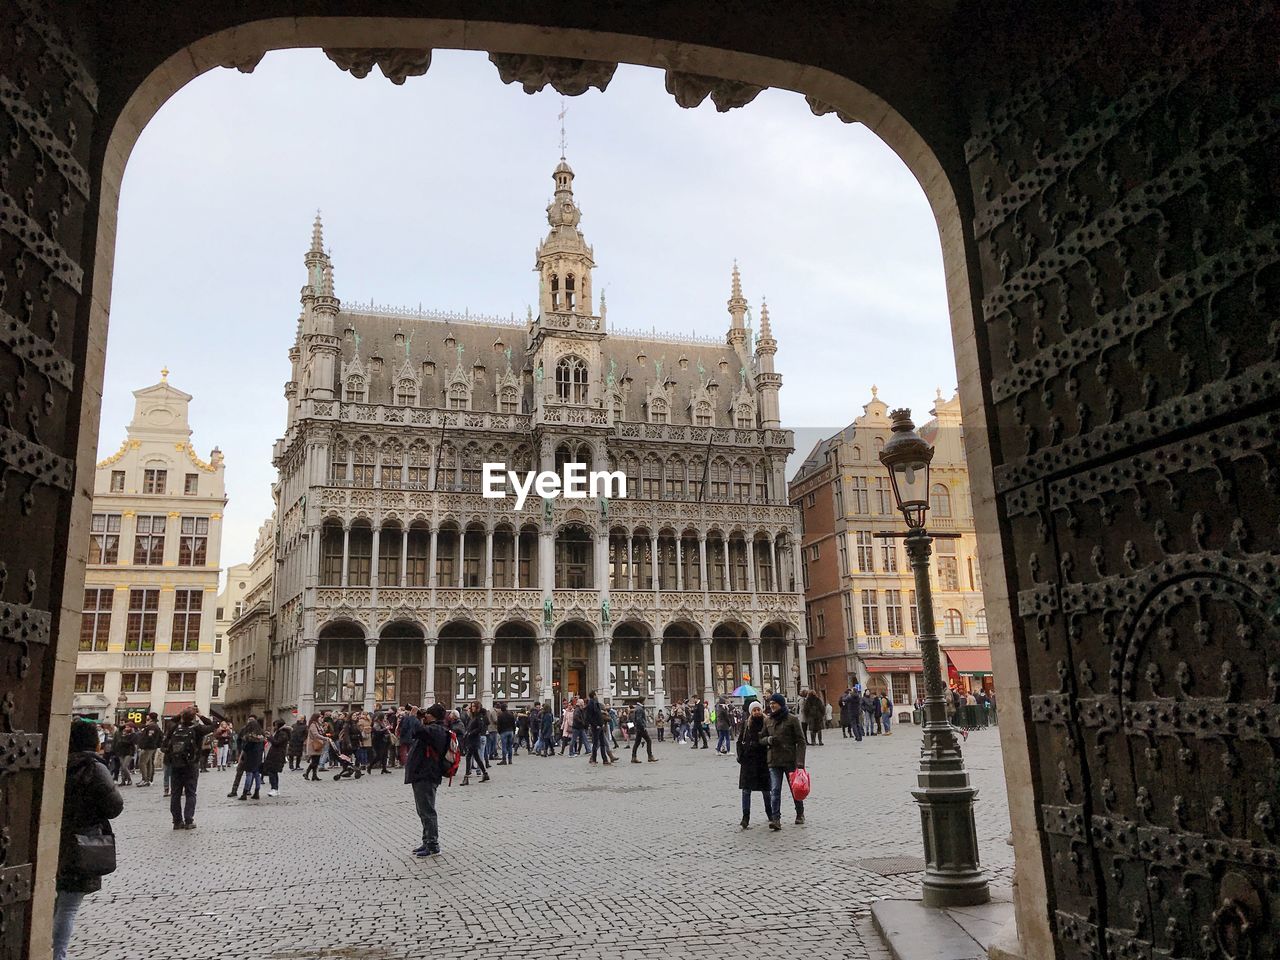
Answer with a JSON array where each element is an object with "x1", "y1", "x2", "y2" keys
[{"x1": 301, "y1": 617, "x2": 801, "y2": 713}]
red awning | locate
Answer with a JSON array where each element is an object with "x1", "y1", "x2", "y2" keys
[
  {"x1": 862, "y1": 657, "x2": 924, "y2": 673},
  {"x1": 161, "y1": 700, "x2": 196, "y2": 717},
  {"x1": 944, "y1": 648, "x2": 993, "y2": 676}
]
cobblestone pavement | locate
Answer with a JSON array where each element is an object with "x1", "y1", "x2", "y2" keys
[{"x1": 71, "y1": 724, "x2": 1011, "y2": 960}]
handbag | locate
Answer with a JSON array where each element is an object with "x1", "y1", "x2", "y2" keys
[
  {"x1": 788, "y1": 768, "x2": 812, "y2": 802},
  {"x1": 70, "y1": 823, "x2": 117, "y2": 876}
]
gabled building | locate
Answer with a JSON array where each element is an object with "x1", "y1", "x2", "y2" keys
[
  {"x1": 75, "y1": 373, "x2": 226, "y2": 721},
  {"x1": 790, "y1": 388, "x2": 993, "y2": 709}
]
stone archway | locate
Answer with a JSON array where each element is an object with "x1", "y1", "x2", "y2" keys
[{"x1": 4, "y1": 6, "x2": 1272, "y2": 958}]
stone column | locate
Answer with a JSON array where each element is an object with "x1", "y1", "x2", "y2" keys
[
  {"x1": 796, "y1": 637, "x2": 809, "y2": 697},
  {"x1": 750, "y1": 636, "x2": 762, "y2": 688},
  {"x1": 627, "y1": 534, "x2": 635, "y2": 589},
  {"x1": 595, "y1": 529, "x2": 608, "y2": 592},
  {"x1": 363, "y1": 639, "x2": 378, "y2": 712},
  {"x1": 481, "y1": 637, "x2": 494, "y2": 708},
  {"x1": 424, "y1": 638, "x2": 437, "y2": 704},
  {"x1": 429, "y1": 528, "x2": 438, "y2": 589},
  {"x1": 457, "y1": 528, "x2": 466, "y2": 588},
  {"x1": 650, "y1": 533, "x2": 659, "y2": 592},
  {"x1": 701, "y1": 638, "x2": 714, "y2": 705},
  {"x1": 746, "y1": 539, "x2": 757, "y2": 593},
  {"x1": 298, "y1": 640, "x2": 318, "y2": 719},
  {"x1": 513, "y1": 530, "x2": 521, "y2": 588},
  {"x1": 538, "y1": 638, "x2": 554, "y2": 707},
  {"x1": 370, "y1": 527, "x2": 381, "y2": 599},
  {"x1": 341, "y1": 526, "x2": 350, "y2": 587},
  {"x1": 675, "y1": 537, "x2": 684, "y2": 592},
  {"x1": 597, "y1": 637, "x2": 612, "y2": 701},
  {"x1": 769, "y1": 535, "x2": 779, "y2": 593},
  {"x1": 699, "y1": 534, "x2": 708, "y2": 594},
  {"x1": 399, "y1": 530, "x2": 408, "y2": 588},
  {"x1": 485, "y1": 529, "x2": 494, "y2": 589},
  {"x1": 651, "y1": 637, "x2": 665, "y2": 711}
]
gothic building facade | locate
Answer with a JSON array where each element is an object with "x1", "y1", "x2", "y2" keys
[{"x1": 268, "y1": 158, "x2": 806, "y2": 717}]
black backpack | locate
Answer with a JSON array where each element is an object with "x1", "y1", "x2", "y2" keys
[{"x1": 167, "y1": 724, "x2": 202, "y2": 766}]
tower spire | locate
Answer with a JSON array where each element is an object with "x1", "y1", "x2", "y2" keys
[
  {"x1": 758, "y1": 296, "x2": 773, "y2": 339},
  {"x1": 558, "y1": 98, "x2": 568, "y2": 160},
  {"x1": 727, "y1": 259, "x2": 749, "y2": 355},
  {"x1": 309, "y1": 210, "x2": 324, "y2": 256}
]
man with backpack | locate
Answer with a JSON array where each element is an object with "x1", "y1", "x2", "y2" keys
[
  {"x1": 163, "y1": 706, "x2": 217, "y2": 830},
  {"x1": 404, "y1": 705, "x2": 454, "y2": 857}
]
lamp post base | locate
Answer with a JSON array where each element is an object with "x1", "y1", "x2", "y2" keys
[{"x1": 914, "y1": 782, "x2": 991, "y2": 908}]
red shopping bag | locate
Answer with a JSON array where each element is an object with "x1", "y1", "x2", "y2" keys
[{"x1": 788, "y1": 767, "x2": 811, "y2": 801}]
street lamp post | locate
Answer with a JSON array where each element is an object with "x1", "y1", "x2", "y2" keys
[{"x1": 878, "y1": 407, "x2": 989, "y2": 908}]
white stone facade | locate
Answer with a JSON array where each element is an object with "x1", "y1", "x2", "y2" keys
[
  {"x1": 269, "y1": 159, "x2": 806, "y2": 717},
  {"x1": 75, "y1": 375, "x2": 226, "y2": 720}
]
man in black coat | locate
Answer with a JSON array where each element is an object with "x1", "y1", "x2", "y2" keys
[
  {"x1": 404, "y1": 704, "x2": 451, "y2": 856},
  {"x1": 585, "y1": 691, "x2": 612, "y2": 765},
  {"x1": 690, "y1": 699, "x2": 709, "y2": 749}
]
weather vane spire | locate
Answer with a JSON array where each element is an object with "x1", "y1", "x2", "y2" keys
[{"x1": 558, "y1": 97, "x2": 568, "y2": 159}]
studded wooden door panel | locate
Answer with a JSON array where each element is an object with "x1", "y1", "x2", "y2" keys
[
  {"x1": 0, "y1": 1, "x2": 98, "y2": 954},
  {"x1": 963, "y1": 2, "x2": 1279, "y2": 957}
]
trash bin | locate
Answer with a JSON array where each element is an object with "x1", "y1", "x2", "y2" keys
[{"x1": 912, "y1": 709, "x2": 923, "y2": 725}]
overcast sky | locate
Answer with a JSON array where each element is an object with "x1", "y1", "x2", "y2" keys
[{"x1": 102, "y1": 49, "x2": 955, "y2": 569}]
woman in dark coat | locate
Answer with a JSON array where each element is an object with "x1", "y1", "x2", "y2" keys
[
  {"x1": 461, "y1": 700, "x2": 489, "y2": 785},
  {"x1": 237, "y1": 717, "x2": 266, "y2": 800},
  {"x1": 261, "y1": 720, "x2": 290, "y2": 797},
  {"x1": 736, "y1": 702, "x2": 773, "y2": 829},
  {"x1": 55, "y1": 720, "x2": 124, "y2": 960}
]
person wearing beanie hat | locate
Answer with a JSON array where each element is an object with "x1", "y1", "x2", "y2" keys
[
  {"x1": 737, "y1": 702, "x2": 772, "y2": 828},
  {"x1": 760, "y1": 694, "x2": 807, "y2": 828}
]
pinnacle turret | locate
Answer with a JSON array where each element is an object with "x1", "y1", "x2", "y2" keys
[
  {"x1": 758, "y1": 297, "x2": 773, "y2": 340},
  {"x1": 727, "y1": 260, "x2": 748, "y2": 330},
  {"x1": 309, "y1": 210, "x2": 325, "y2": 257}
]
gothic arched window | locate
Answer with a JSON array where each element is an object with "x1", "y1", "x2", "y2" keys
[
  {"x1": 930, "y1": 483, "x2": 952, "y2": 517},
  {"x1": 556, "y1": 356, "x2": 588, "y2": 404},
  {"x1": 736, "y1": 405, "x2": 753, "y2": 429},
  {"x1": 650, "y1": 397, "x2": 668, "y2": 424},
  {"x1": 345, "y1": 376, "x2": 366, "y2": 403},
  {"x1": 448, "y1": 382, "x2": 469, "y2": 410},
  {"x1": 694, "y1": 402, "x2": 712, "y2": 427},
  {"x1": 499, "y1": 386, "x2": 518, "y2": 413},
  {"x1": 396, "y1": 379, "x2": 417, "y2": 407},
  {"x1": 709, "y1": 457, "x2": 730, "y2": 500}
]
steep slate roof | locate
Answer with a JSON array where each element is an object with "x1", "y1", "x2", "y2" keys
[{"x1": 333, "y1": 307, "x2": 757, "y2": 424}]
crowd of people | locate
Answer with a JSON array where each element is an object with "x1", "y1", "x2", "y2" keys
[{"x1": 59, "y1": 683, "x2": 994, "y2": 957}]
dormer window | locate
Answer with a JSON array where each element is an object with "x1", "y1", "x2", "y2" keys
[
  {"x1": 499, "y1": 386, "x2": 519, "y2": 413},
  {"x1": 694, "y1": 402, "x2": 712, "y2": 427},
  {"x1": 650, "y1": 397, "x2": 668, "y2": 424},
  {"x1": 555, "y1": 355, "x2": 588, "y2": 404},
  {"x1": 736, "y1": 405, "x2": 753, "y2": 429},
  {"x1": 448, "y1": 383, "x2": 469, "y2": 410},
  {"x1": 345, "y1": 376, "x2": 366, "y2": 403},
  {"x1": 396, "y1": 379, "x2": 417, "y2": 407}
]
